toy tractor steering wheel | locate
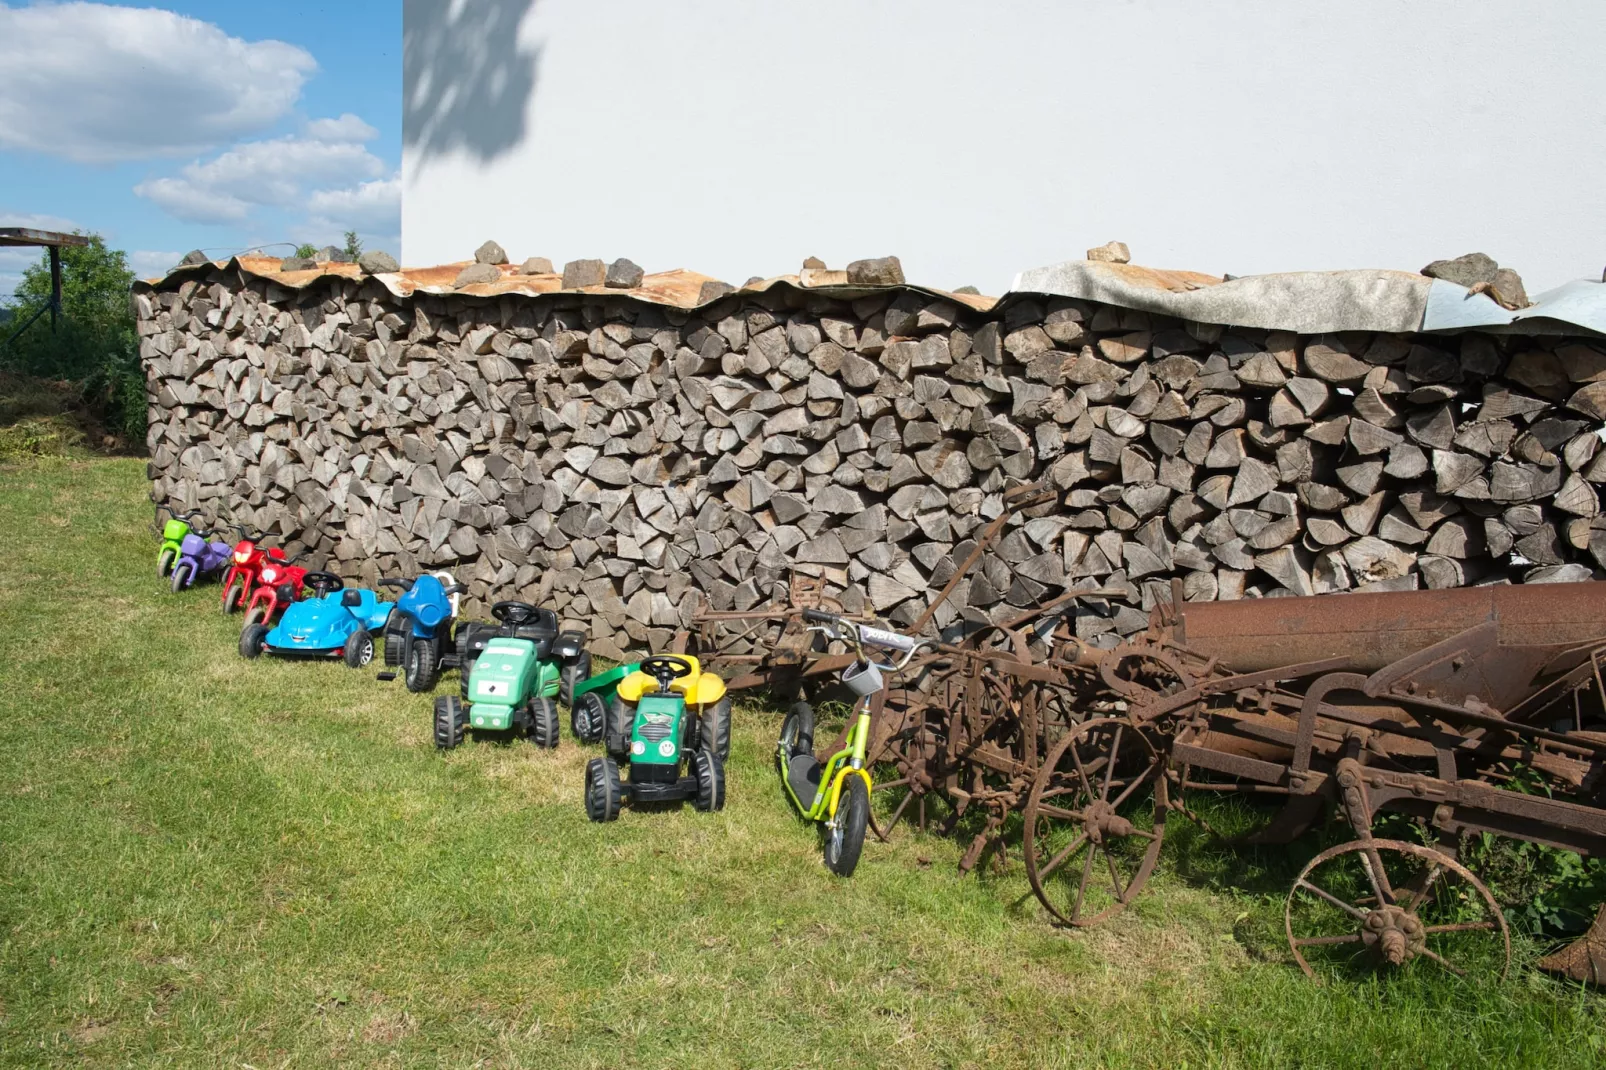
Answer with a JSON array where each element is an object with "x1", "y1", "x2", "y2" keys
[
  {"x1": 491, "y1": 601, "x2": 539, "y2": 625},
  {"x1": 304, "y1": 571, "x2": 345, "y2": 597},
  {"x1": 640, "y1": 655, "x2": 694, "y2": 693}
]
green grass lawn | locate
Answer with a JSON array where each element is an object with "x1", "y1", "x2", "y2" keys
[{"x1": 1, "y1": 458, "x2": 1603, "y2": 1068}]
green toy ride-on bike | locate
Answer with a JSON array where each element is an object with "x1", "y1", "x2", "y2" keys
[
  {"x1": 777, "y1": 610, "x2": 928, "y2": 876},
  {"x1": 583, "y1": 655, "x2": 729, "y2": 822},
  {"x1": 432, "y1": 601, "x2": 586, "y2": 750}
]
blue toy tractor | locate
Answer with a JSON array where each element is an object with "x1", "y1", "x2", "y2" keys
[
  {"x1": 238, "y1": 571, "x2": 393, "y2": 666},
  {"x1": 377, "y1": 571, "x2": 467, "y2": 692}
]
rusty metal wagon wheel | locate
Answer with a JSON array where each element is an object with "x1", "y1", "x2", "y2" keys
[
  {"x1": 1023, "y1": 717, "x2": 1169, "y2": 927},
  {"x1": 1285, "y1": 838, "x2": 1510, "y2": 983},
  {"x1": 867, "y1": 688, "x2": 953, "y2": 842}
]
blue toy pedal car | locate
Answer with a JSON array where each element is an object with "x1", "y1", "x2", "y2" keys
[
  {"x1": 378, "y1": 570, "x2": 466, "y2": 692},
  {"x1": 238, "y1": 570, "x2": 394, "y2": 666}
]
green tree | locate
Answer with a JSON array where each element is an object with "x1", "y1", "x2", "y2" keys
[
  {"x1": 294, "y1": 242, "x2": 318, "y2": 258},
  {"x1": 14, "y1": 234, "x2": 135, "y2": 334},
  {"x1": 343, "y1": 230, "x2": 363, "y2": 261}
]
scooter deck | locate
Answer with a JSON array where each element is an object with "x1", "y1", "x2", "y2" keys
[{"x1": 787, "y1": 754, "x2": 822, "y2": 807}]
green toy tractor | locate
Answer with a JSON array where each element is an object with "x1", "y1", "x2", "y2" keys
[
  {"x1": 432, "y1": 600, "x2": 586, "y2": 750},
  {"x1": 583, "y1": 655, "x2": 730, "y2": 822}
]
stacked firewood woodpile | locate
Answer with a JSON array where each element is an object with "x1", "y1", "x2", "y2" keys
[{"x1": 137, "y1": 256, "x2": 1606, "y2": 659}]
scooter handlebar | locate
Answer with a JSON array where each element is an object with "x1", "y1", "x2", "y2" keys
[{"x1": 801, "y1": 609, "x2": 839, "y2": 625}]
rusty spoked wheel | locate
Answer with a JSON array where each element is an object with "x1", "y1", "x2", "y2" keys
[
  {"x1": 868, "y1": 690, "x2": 951, "y2": 842},
  {"x1": 1285, "y1": 838, "x2": 1510, "y2": 983},
  {"x1": 1023, "y1": 717, "x2": 1168, "y2": 927}
]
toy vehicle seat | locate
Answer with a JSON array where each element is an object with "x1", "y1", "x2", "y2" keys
[{"x1": 616, "y1": 655, "x2": 727, "y2": 706}]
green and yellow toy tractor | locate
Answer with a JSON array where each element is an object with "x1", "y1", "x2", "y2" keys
[{"x1": 582, "y1": 655, "x2": 730, "y2": 821}]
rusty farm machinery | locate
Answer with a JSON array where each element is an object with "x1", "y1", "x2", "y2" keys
[{"x1": 681, "y1": 487, "x2": 1606, "y2": 984}]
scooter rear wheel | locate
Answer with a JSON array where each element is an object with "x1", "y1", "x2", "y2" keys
[
  {"x1": 169, "y1": 563, "x2": 192, "y2": 593},
  {"x1": 221, "y1": 581, "x2": 245, "y2": 614}
]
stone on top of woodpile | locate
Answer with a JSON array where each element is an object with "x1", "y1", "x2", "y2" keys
[
  {"x1": 845, "y1": 256, "x2": 904, "y2": 286},
  {"x1": 474, "y1": 240, "x2": 509, "y2": 265},
  {"x1": 520, "y1": 256, "x2": 554, "y2": 275},
  {"x1": 453, "y1": 262, "x2": 501, "y2": 287},
  {"x1": 178, "y1": 250, "x2": 210, "y2": 267},
  {"x1": 562, "y1": 258, "x2": 606, "y2": 289},
  {"x1": 1086, "y1": 241, "x2": 1131, "y2": 263},
  {"x1": 358, "y1": 250, "x2": 399, "y2": 274},
  {"x1": 315, "y1": 245, "x2": 350, "y2": 263},
  {"x1": 606, "y1": 258, "x2": 645, "y2": 289},
  {"x1": 278, "y1": 255, "x2": 316, "y2": 272}
]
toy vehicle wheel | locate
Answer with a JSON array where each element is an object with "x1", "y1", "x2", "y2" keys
[
  {"x1": 404, "y1": 635, "x2": 440, "y2": 693},
  {"x1": 344, "y1": 628, "x2": 375, "y2": 668},
  {"x1": 778, "y1": 701, "x2": 815, "y2": 762},
  {"x1": 699, "y1": 696, "x2": 733, "y2": 763},
  {"x1": 571, "y1": 691, "x2": 607, "y2": 744},
  {"x1": 604, "y1": 695, "x2": 633, "y2": 758},
  {"x1": 222, "y1": 580, "x2": 245, "y2": 614},
  {"x1": 243, "y1": 605, "x2": 266, "y2": 629},
  {"x1": 693, "y1": 751, "x2": 726, "y2": 813},
  {"x1": 434, "y1": 695, "x2": 466, "y2": 750},
  {"x1": 529, "y1": 696, "x2": 560, "y2": 749},
  {"x1": 560, "y1": 652, "x2": 592, "y2": 708},
  {"x1": 240, "y1": 622, "x2": 269, "y2": 659},
  {"x1": 157, "y1": 548, "x2": 174, "y2": 579},
  {"x1": 585, "y1": 757, "x2": 622, "y2": 822},
  {"x1": 169, "y1": 562, "x2": 192, "y2": 593},
  {"x1": 824, "y1": 775, "x2": 870, "y2": 877},
  {"x1": 383, "y1": 609, "x2": 408, "y2": 667}
]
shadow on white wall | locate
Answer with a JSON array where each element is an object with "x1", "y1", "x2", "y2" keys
[{"x1": 403, "y1": 0, "x2": 541, "y2": 172}]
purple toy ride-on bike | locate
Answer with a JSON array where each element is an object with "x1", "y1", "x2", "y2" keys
[{"x1": 170, "y1": 525, "x2": 234, "y2": 593}]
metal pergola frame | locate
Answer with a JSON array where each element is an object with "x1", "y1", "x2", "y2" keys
[{"x1": 1, "y1": 228, "x2": 91, "y2": 348}]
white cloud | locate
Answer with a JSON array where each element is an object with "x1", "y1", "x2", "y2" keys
[
  {"x1": 129, "y1": 250, "x2": 184, "y2": 279},
  {"x1": 307, "y1": 114, "x2": 380, "y2": 143},
  {"x1": 306, "y1": 176, "x2": 401, "y2": 235},
  {"x1": 135, "y1": 123, "x2": 388, "y2": 225},
  {"x1": 0, "y1": 2, "x2": 315, "y2": 163},
  {"x1": 0, "y1": 210, "x2": 81, "y2": 232}
]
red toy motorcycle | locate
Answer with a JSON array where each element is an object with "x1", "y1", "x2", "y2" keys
[
  {"x1": 220, "y1": 526, "x2": 286, "y2": 614},
  {"x1": 240, "y1": 550, "x2": 311, "y2": 628}
]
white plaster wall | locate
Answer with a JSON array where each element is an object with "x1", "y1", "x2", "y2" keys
[{"x1": 403, "y1": 0, "x2": 1606, "y2": 295}]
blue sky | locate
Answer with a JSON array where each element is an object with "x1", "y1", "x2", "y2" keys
[{"x1": 0, "y1": 0, "x2": 400, "y2": 297}]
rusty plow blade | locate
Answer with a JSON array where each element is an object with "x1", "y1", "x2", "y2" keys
[{"x1": 1538, "y1": 905, "x2": 1606, "y2": 984}]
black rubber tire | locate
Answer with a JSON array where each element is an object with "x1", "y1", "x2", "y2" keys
[
  {"x1": 383, "y1": 609, "x2": 408, "y2": 666},
  {"x1": 699, "y1": 696, "x2": 733, "y2": 763},
  {"x1": 585, "y1": 757, "x2": 622, "y2": 822},
  {"x1": 434, "y1": 695, "x2": 466, "y2": 750},
  {"x1": 404, "y1": 634, "x2": 440, "y2": 693},
  {"x1": 243, "y1": 605, "x2": 266, "y2": 629},
  {"x1": 824, "y1": 775, "x2": 870, "y2": 877},
  {"x1": 169, "y1": 562, "x2": 192, "y2": 593},
  {"x1": 239, "y1": 622, "x2": 268, "y2": 659},
  {"x1": 571, "y1": 691, "x2": 607, "y2": 744},
  {"x1": 529, "y1": 696, "x2": 560, "y2": 749},
  {"x1": 560, "y1": 651, "x2": 592, "y2": 708},
  {"x1": 604, "y1": 694, "x2": 633, "y2": 758},
  {"x1": 222, "y1": 580, "x2": 245, "y2": 614},
  {"x1": 157, "y1": 548, "x2": 174, "y2": 579},
  {"x1": 343, "y1": 628, "x2": 375, "y2": 669},
  {"x1": 778, "y1": 701, "x2": 815, "y2": 763},
  {"x1": 693, "y1": 751, "x2": 726, "y2": 813}
]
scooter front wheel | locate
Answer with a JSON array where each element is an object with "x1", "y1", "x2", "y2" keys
[
  {"x1": 157, "y1": 549, "x2": 174, "y2": 579},
  {"x1": 824, "y1": 775, "x2": 870, "y2": 877},
  {"x1": 169, "y1": 563, "x2": 192, "y2": 593}
]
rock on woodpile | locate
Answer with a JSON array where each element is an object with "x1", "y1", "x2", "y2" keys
[{"x1": 136, "y1": 266, "x2": 1606, "y2": 660}]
